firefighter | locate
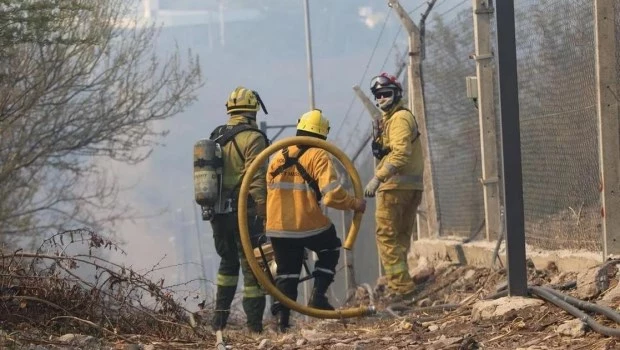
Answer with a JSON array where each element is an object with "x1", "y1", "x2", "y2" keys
[
  {"x1": 364, "y1": 73, "x2": 424, "y2": 302},
  {"x1": 265, "y1": 109, "x2": 366, "y2": 332},
  {"x1": 209, "y1": 86, "x2": 270, "y2": 333}
]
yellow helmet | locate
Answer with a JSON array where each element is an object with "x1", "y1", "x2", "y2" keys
[
  {"x1": 225, "y1": 86, "x2": 268, "y2": 115},
  {"x1": 297, "y1": 109, "x2": 330, "y2": 138}
]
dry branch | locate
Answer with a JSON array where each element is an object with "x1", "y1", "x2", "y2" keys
[{"x1": 0, "y1": 229, "x2": 213, "y2": 344}]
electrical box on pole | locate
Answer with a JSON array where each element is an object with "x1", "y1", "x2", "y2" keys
[{"x1": 465, "y1": 76, "x2": 478, "y2": 100}]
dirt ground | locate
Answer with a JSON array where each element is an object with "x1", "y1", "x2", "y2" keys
[
  {"x1": 3, "y1": 258, "x2": 620, "y2": 349},
  {"x1": 212, "y1": 259, "x2": 620, "y2": 350}
]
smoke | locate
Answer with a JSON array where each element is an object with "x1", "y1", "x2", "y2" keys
[
  {"x1": 358, "y1": 6, "x2": 387, "y2": 29},
  {"x1": 99, "y1": 154, "x2": 179, "y2": 280}
]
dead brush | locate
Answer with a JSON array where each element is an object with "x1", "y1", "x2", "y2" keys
[{"x1": 0, "y1": 229, "x2": 213, "y2": 344}]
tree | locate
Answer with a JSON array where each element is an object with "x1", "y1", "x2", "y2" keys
[{"x1": 0, "y1": 0, "x2": 202, "y2": 243}]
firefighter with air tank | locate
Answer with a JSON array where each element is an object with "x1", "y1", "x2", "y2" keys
[
  {"x1": 192, "y1": 80, "x2": 421, "y2": 332},
  {"x1": 193, "y1": 86, "x2": 270, "y2": 333}
]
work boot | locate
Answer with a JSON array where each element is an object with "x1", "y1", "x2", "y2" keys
[
  {"x1": 277, "y1": 309, "x2": 291, "y2": 333},
  {"x1": 211, "y1": 310, "x2": 229, "y2": 331},
  {"x1": 243, "y1": 296, "x2": 266, "y2": 333},
  {"x1": 247, "y1": 323, "x2": 263, "y2": 333},
  {"x1": 308, "y1": 274, "x2": 335, "y2": 310},
  {"x1": 211, "y1": 285, "x2": 236, "y2": 331},
  {"x1": 308, "y1": 287, "x2": 335, "y2": 310},
  {"x1": 383, "y1": 289, "x2": 416, "y2": 305}
]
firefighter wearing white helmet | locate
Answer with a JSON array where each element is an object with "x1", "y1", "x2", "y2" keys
[
  {"x1": 365, "y1": 73, "x2": 424, "y2": 303},
  {"x1": 265, "y1": 109, "x2": 366, "y2": 332},
  {"x1": 208, "y1": 86, "x2": 270, "y2": 333}
]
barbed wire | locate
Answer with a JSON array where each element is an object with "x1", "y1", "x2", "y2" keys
[
  {"x1": 437, "y1": 0, "x2": 469, "y2": 18},
  {"x1": 333, "y1": 7, "x2": 393, "y2": 145}
]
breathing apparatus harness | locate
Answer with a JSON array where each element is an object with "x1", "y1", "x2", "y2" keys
[
  {"x1": 208, "y1": 122, "x2": 269, "y2": 216},
  {"x1": 371, "y1": 106, "x2": 421, "y2": 160},
  {"x1": 268, "y1": 147, "x2": 322, "y2": 202}
]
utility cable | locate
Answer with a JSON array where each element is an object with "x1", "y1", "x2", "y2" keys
[
  {"x1": 334, "y1": 7, "x2": 393, "y2": 144},
  {"x1": 484, "y1": 283, "x2": 620, "y2": 338},
  {"x1": 530, "y1": 286, "x2": 620, "y2": 338},
  {"x1": 438, "y1": 0, "x2": 468, "y2": 18},
  {"x1": 378, "y1": 1, "x2": 429, "y2": 72}
]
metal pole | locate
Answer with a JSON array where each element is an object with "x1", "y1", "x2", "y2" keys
[
  {"x1": 207, "y1": 10, "x2": 214, "y2": 51},
  {"x1": 494, "y1": 0, "x2": 527, "y2": 296},
  {"x1": 218, "y1": 1, "x2": 225, "y2": 47},
  {"x1": 303, "y1": 0, "x2": 316, "y2": 109},
  {"x1": 341, "y1": 211, "x2": 350, "y2": 295},
  {"x1": 192, "y1": 203, "x2": 210, "y2": 300},
  {"x1": 351, "y1": 85, "x2": 383, "y2": 277},
  {"x1": 143, "y1": 0, "x2": 151, "y2": 19}
]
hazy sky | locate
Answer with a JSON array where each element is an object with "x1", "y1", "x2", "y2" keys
[{"x1": 110, "y1": 0, "x2": 471, "y2": 298}]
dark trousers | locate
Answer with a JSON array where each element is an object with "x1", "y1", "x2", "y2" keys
[
  {"x1": 210, "y1": 213, "x2": 265, "y2": 330},
  {"x1": 270, "y1": 224, "x2": 341, "y2": 314}
]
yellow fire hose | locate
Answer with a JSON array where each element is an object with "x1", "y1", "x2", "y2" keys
[{"x1": 237, "y1": 136, "x2": 376, "y2": 319}]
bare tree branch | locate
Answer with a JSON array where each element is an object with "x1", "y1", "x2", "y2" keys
[{"x1": 0, "y1": 0, "x2": 203, "y2": 238}]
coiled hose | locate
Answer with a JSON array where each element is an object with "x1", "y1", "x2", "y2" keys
[{"x1": 237, "y1": 136, "x2": 375, "y2": 319}]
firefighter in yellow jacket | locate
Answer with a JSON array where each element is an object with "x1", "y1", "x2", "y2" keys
[
  {"x1": 365, "y1": 73, "x2": 424, "y2": 301},
  {"x1": 265, "y1": 109, "x2": 366, "y2": 332},
  {"x1": 209, "y1": 87, "x2": 269, "y2": 333}
]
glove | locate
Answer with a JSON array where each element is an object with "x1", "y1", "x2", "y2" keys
[
  {"x1": 352, "y1": 198, "x2": 367, "y2": 213},
  {"x1": 364, "y1": 177, "x2": 381, "y2": 198}
]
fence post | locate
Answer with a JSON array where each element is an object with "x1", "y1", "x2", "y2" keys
[
  {"x1": 388, "y1": 0, "x2": 440, "y2": 238},
  {"x1": 340, "y1": 210, "x2": 356, "y2": 297},
  {"x1": 472, "y1": 0, "x2": 501, "y2": 241},
  {"x1": 594, "y1": 0, "x2": 620, "y2": 258}
]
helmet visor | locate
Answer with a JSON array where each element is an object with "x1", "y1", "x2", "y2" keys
[
  {"x1": 370, "y1": 75, "x2": 395, "y2": 91},
  {"x1": 375, "y1": 90, "x2": 394, "y2": 99}
]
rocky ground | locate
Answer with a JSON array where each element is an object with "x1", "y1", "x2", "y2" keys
[
  {"x1": 3, "y1": 255, "x2": 620, "y2": 349},
  {"x1": 210, "y1": 259, "x2": 620, "y2": 350}
]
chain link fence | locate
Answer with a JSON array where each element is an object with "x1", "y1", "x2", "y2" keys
[
  {"x1": 512, "y1": 0, "x2": 601, "y2": 251},
  {"x1": 344, "y1": 0, "x2": 614, "y2": 255},
  {"x1": 423, "y1": 9, "x2": 483, "y2": 239}
]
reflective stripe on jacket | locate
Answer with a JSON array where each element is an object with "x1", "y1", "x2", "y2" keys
[
  {"x1": 375, "y1": 103, "x2": 424, "y2": 191},
  {"x1": 265, "y1": 145, "x2": 356, "y2": 238}
]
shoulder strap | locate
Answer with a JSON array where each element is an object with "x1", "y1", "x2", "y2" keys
[
  {"x1": 211, "y1": 123, "x2": 270, "y2": 161},
  {"x1": 393, "y1": 106, "x2": 420, "y2": 144},
  {"x1": 269, "y1": 147, "x2": 322, "y2": 202},
  {"x1": 210, "y1": 124, "x2": 270, "y2": 203},
  {"x1": 211, "y1": 124, "x2": 269, "y2": 146}
]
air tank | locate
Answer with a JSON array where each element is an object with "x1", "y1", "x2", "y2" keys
[{"x1": 193, "y1": 139, "x2": 222, "y2": 220}]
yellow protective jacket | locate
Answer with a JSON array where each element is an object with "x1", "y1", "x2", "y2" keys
[
  {"x1": 375, "y1": 102, "x2": 424, "y2": 191},
  {"x1": 265, "y1": 145, "x2": 357, "y2": 238},
  {"x1": 216, "y1": 115, "x2": 268, "y2": 212}
]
